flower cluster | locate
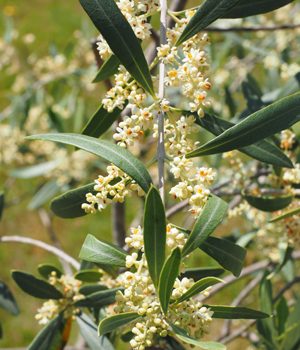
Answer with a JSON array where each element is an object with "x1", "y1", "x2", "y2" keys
[
  {"x1": 114, "y1": 226, "x2": 213, "y2": 350},
  {"x1": 155, "y1": 115, "x2": 216, "y2": 216},
  {"x1": 158, "y1": 11, "x2": 212, "y2": 116},
  {"x1": 35, "y1": 272, "x2": 84, "y2": 325},
  {"x1": 82, "y1": 165, "x2": 144, "y2": 214}
]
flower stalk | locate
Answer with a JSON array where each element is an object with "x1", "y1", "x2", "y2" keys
[{"x1": 157, "y1": 0, "x2": 168, "y2": 202}]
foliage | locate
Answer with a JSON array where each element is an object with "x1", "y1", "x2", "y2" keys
[{"x1": 0, "y1": 0, "x2": 300, "y2": 349}]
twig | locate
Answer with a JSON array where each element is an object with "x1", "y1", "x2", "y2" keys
[
  {"x1": 273, "y1": 275, "x2": 300, "y2": 303},
  {"x1": 220, "y1": 273, "x2": 263, "y2": 339},
  {"x1": 157, "y1": 0, "x2": 168, "y2": 202},
  {"x1": 0, "y1": 235, "x2": 80, "y2": 270},
  {"x1": 112, "y1": 202, "x2": 127, "y2": 247}
]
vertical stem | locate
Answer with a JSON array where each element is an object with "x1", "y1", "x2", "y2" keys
[
  {"x1": 112, "y1": 202, "x2": 126, "y2": 247},
  {"x1": 157, "y1": 0, "x2": 167, "y2": 202}
]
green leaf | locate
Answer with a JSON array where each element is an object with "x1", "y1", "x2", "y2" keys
[
  {"x1": 93, "y1": 55, "x2": 120, "y2": 83},
  {"x1": 244, "y1": 194, "x2": 293, "y2": 212},
  {"x1": 74, "y1": 269, "x2": 103, "y2": 282},
  {"x1": 27, "y1": 133, "x2": 153, "y2": 193},
  {"x1": 182, "y1": 195, "x2": 228, "y2": 257},
  {"x1": 0, "y1": 192, "x2": 4, "y2": 220},
  {"x1": 0, "y1": 281, "x2": 19, "y2": 315},
  {"x1": 79, "y1": 284, "x2": 108, "y2": 296},
  {"x1": 75, "y1": 288, "x2": 121, "y2": 307},
  {"x1": 281, "y1": 299, "x2": 300, "y2": 350},
  {"x1": 10, "y1": 160, "x2": 61, "y2": 179},
  {"x1": 81, "y1": 105, "x2": 121, "y2": 138},
  {"x1": 257, "y1": 277, "x2": 276, "y2": 348},
  {"x1": 194, "y1": 112, "x2": 294, "y2": 168},
  {"x1": 270, "y1": 205, "x2": 300, "y2": 222},
  {"x1": 143, "y1": 185, "x2": 166, "y2": 287},
  {"x1": 187, "y1": 93, "x2": 300, "y2": 157},
  {"x1": 51, "y1": 183, "x2": 95, "y2": 218},
  {"x1": 77, "y1": 314, "x2": 114, "y2": 350},
  {"x1": 181, "y1": 267, "x2": 224, "y2": 281},
  {"x1": 79, "y1": 0, "x2": 154, "y2": 94},
  {"x1": 199, "y1": 236, "x2": 246, "y2": 277},
  {"x1": 208, "y1": 305, "x2": 269, "y2": 319},
  {"x1": 223, "y1": 0, "x2": 295, "y2": 18},
  {"x1": 37, "y1": 264, "x2": 62, "y2": 279},
  {"x1": 275, "y1": 297, "x2": 289, "y2": 335},
  {"x1": 79, "y1": 234, "x2": 128, "y2": 267},
  {"x1": 28, "y1": 314, "x2": 69, "y2": 350},
  {"x1": 171, "y1": 324, "x2": 226, "y2": 350},
  {"x1": 99, "y1": 312, "x2": 140, "y2": 336},
  {"x1": 28, "y1": 180, "x2": 61, "y2": 210},
  {"x1": 11, "y1": 271, "x2": 63, "y2": 300},
  {"x1": 158, "y1": 248, "x2": 181, "y2": 314},
  {"x1": 174, "y1": 277, "x2": 222, "y2": 304},
  {"x1": 176, "y1": 0, "x2": 240, "y2": 45}
]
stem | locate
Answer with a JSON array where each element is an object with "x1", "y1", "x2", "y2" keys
[
  {"x1": 0, "y1": 235, "x2": 80, "y2": 270},
  {"x1": 157, "y1": 0, "x2": 168, "y2": 202}
]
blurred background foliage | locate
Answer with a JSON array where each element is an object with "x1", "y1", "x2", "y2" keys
[{"x1": 0, "y1": 0, "x2": 300, "y2": 348}]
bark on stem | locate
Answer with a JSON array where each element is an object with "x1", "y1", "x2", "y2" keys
[
  {"x1": 0, "y1": 235, "x2": 80, "y2": 270},
  {"x1": 157, "y1": 0, "x2": 167, "y2": 202}
]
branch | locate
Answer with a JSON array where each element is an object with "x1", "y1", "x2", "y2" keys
[
  {"x1": 0, "y1": 235, "x2": 80, "y2": 270},
  {"x1": 206, "y1": 250, "x2": 300, "y2": 299},
  {"x1": 157, "y1": 0, "x2": 168, "y2": 202},
  {"x1": 219, "y1": 273, "x2": 263, "y2": 339}
]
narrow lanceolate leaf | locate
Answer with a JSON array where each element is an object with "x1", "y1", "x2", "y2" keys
[
  {"x1": 207, "y1": 305, "x2": 269, "y2": 319},
  {"x1": 174, "y1": 277, "x2": 223, "y2": 304},
  {"x1": 10, "y1": 160, "x2": 61, "y2": 179},
  {"x1": 199, "y1": 236, "x2": 246, "y2": 277},
  {"x1": 143, "y1": 186, "x2": 166, "y2": 287},
  {"x1": 182, "y1": 196, "x2": 228, "y2": 257},
  {"x1": 75, "y1": 288, "x2": 121, "y2": 307},
  {"x1": 171, "y1": 324, "x2": 226, "y2": 350},
  {"x1": 187, "y1": 92, "x2": 300, "y2": 157},
  {"x1": 0, "y1": 192, "x2": 4, "y2": 220},
  {"x1": 79, "y1": 284, "x2": 108, "y2": 296},
  {"x1": 37, "y1": 264, "x2": 62, "y2": 279},
  {"x1": 99, "y1": 313, "x2": 140, "y2": 336},
  {"x1": 28, "y1": 314, "x2": 70, "y2": 350},
  {"x1": 27, "y1": 134, "x2": 152, "y2": 193},
  {"x1": 79, "y1": 234, "x2": 128, "y2": 267},
  {"x1": 0, "y1": 281, "x2": 19, "y2": 315},
  {"x1": 51, "y1": 183, "x2": 95, "y2": 219},
  {"x1": 158, "y1": 248, "x2": 181, "y2": 314},
  {"x1": 270, "y1": 206, "x2": 300, "y2": 222},
  {"x1": 181, "y1": 267, "x2": 225, "y2": 281},
  {"x1": 11, "y1": 271, "x2": 63, "y2": 300},
  {"x1": 28, "y1": 180, "x2": 61, "y2": 210},
  {"x1": 194, "y1": 113, "x2": 293, "y2": 168},
  {"x1": 77, "y1": 314, "x2": 114, "y2": 350},
  {"x1": 74, "y1": 269, "x2": 102, "y2": 282},
  {"x1": 176, "y1": 0, "x2": 240, "y2": 45},
  {"x1": 223, "y1": 0, "x2": 294, "y2": 18},
  {"x1": 80, "y1": 0, "x2": 154, "y2": 95},
  {"x1": 93, "y1": 55, "x2": 120, "y2": 83},
  {"x1": 244, "y1": 194, "x2": 293, "y2": 212},
  {"x1": 81, "y1": 105, "x2": 121, "y2": 138}
]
